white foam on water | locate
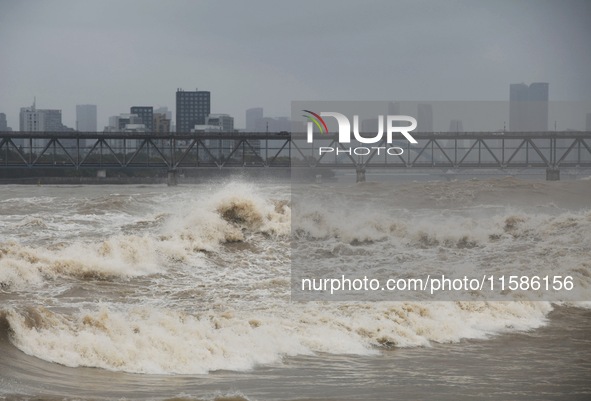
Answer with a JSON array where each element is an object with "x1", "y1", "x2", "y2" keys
[
  {"x1": 0, "y1": 179, "x2": 589, "y2": 376},
  {"x1": 0, "y1": 182, "x2": 291, "y2": 290},
  {"x1": 3, "y1": 300, "x2": 552, "y2": 375},
  {"x1": 0, "y1": 235, "x2": 163, "y2": 288}
]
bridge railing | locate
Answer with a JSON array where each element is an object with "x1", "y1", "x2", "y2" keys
[{"x1": 0, "y1": 131, "x2": 589, "y2": 169}]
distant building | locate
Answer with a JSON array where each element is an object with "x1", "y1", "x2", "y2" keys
[
  {"x1": 153, "y1": 112, "x2": 171, "y2": 133},
  {"x1": 417, "y1": 103, "x2": 433, "y2": 132},
  {"x1": 361, "y1": 118, "x2": 380, "y2": 133},
  {"x1": 244, "y1": 108, "x2": 284, "y2": 158},
  {"x1": 105, "y1": 113, "x2": 143, "y2": 131},
  {"x1": 360, "y1": 102, "x2": 403, "y2": 133},
  {"x1": 509, "y1": 82, "x2": 549, "y2": 131},
  {"x1": 250, "y1": 115, "x2": 287, "y2": 161},
  {"x1": 388, "y1": 102, "x2": 401, "y2": 115},
  {"x1": 191, "y1": 124, "x2": 223, "y2": 162},
  {"x1": 154, "y1": 106, "x2": 172, "y2": 120},
  {"x1": 0, "y1": 113, "x2": 11, "y2": 131},
  {"x1": 586, "y1": 113, "x2": 591, "y2": 131},
  {"x1": 20, "y1": 103, "x2": 71, "y2": 132},
  {"x1": 245, "y1": 107, "x2": 293, "y2": 133},
  {"x1": 176, "y1": 89, "x2": 211, "y2": 133},
  {"x1": 130, "y1": 106, "x2": 153, "y2": 131},
  {"x1": 449, "y1": 119, "x2": 464, "y2": 132},
  {"x1": 246, "y1": 107, "x2": 263, "y2": 131},
  {"x1": 206, "y1": 114, "x2": 234, "y2": 132},
  {"x1": 255, "y1": 116, "x2": 291, "y2": 132},
  {"x1": 19, "y1": 101, "x2": 73, "y2": 149},
  {"x1": 76, "y1": 105, "x2": 97, "y2": 132},
  {"x1": 76, "y1": 105, "x2": 97, "y2": 146},
  {"x1": 104, "y1": 113, "x2": 145, "y2": 153},
  {"x1": 449, "y1": 119, "x2": 470, "y2": 155},
  {"x1": 193, "y1": 114, "x2": 236, "y2": 161},
  {"x1": 154, "y1": 106, "x2": 173, "y2": 133}
]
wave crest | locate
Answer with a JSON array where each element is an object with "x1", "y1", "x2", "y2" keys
[{"x1": 2, "y1": 300, "x2": 553, "y2": 374}]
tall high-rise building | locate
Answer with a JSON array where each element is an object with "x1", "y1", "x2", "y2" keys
[
  {"x1": 509, "y1": 82, "x2": 549, "y2": 131},
  {"x1": 176, "y1": 89, "x2": 211, "y2": 133},
  {"x1": 246, "y1": 107, "x2": 263, "y2": 131},
  {"x1": 19, "y1": 103, "x2": 70, "y2": 132},
  {"x1": 417, "y1": 103, "x2": 433, "y2": 132},
  {"x1": 19, "y1": 101, "x2": 72, "y2": 149},
  {"x1": 76, "y1": 104, "x2": 97, "y2": 132},
  {"x1": 130, "y1": 106, "x2": 154, "y2": 131},
  {"x1": 0, "y1": 113, "x2": 11, "y2": 131}
]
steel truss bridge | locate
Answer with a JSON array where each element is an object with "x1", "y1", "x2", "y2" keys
[{"x1": 0, "y1": 131, "x2": 590, "y2": 179}]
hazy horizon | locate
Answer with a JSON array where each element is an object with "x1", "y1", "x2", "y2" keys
[{"x1": 1, "y1": 0, "x2": 590, "y2": 129}]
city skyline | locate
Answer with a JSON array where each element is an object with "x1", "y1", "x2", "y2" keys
[
  {"x1": 5, "y1": 89, "x2": 591, "y2": 133},
  {"x1": 2, "y1": 82, "x2": 588, "y2": 133},
  {"x1": 3, "y1": 93, "x2": 303, "y2": 132},
  {"x1": 1, "y1": 0, "x2": 590, "y2": 130}
]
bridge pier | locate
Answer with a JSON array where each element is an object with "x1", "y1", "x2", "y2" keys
[
  {"x1": 356, "y1": 166, "x2": 366, "y2": 183},
  {"x1": 546, "y1": 167, "x2": 560, "y2": 181},
  {"x1": 167, "y1": 169, "x2": 178, "y2": 186}
]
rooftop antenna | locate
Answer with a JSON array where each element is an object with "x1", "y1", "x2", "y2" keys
[{"x1": 33, "y1": 96, "x2": 36, "y2": 110}]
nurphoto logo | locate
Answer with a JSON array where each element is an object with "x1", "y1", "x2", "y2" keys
[{"x1": 303, "y1": 110, "x2": 418, "y2": 156}]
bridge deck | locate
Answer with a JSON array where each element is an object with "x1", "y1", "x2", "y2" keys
[{"x1": 0, "y1": 131, "x2": 589, "y2": 170}]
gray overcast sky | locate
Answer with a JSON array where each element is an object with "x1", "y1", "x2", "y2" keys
[{"x1": 1, "y1": 0, "x2": 590, "y2": 129}]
